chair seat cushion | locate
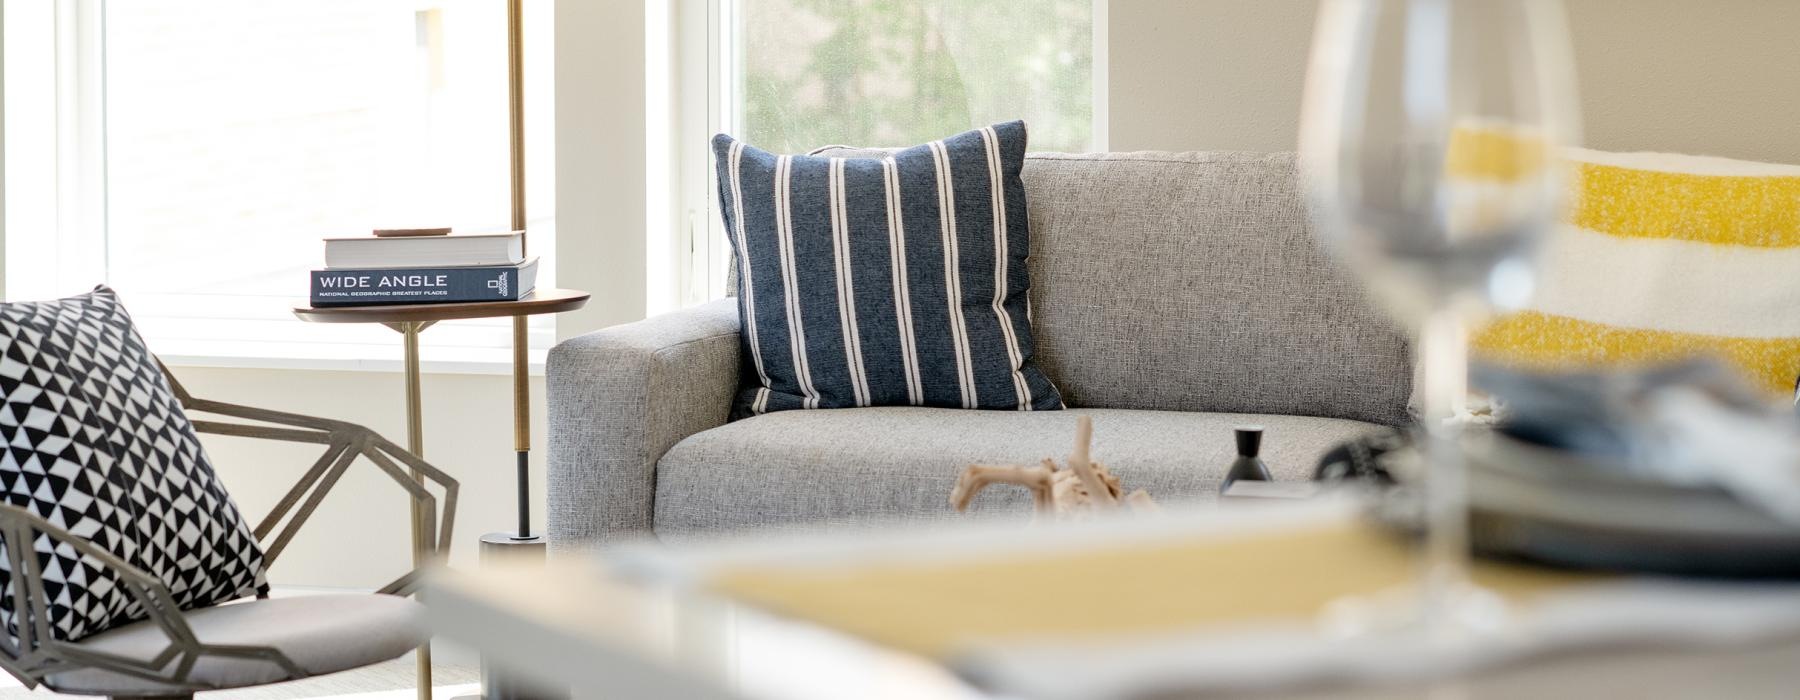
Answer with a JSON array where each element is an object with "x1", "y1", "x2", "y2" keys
[
  {"x1": 47, "y1": 590, "x2": 426, "y2": 694},
  {"x1": 45, "y1": 594, "x2": 426, "y2": 695},
  {"x1": 652, "y1": 407, "x2": 1382, "y2": 538}
]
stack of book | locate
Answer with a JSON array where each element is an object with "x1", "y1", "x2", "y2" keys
[{"x1": 309, "y1": 231, "x2": 538, "y2": 307}]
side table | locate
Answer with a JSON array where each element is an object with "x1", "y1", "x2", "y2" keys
[{"x1": 294, "y1": 288, "x2": 589, "y2": 699}]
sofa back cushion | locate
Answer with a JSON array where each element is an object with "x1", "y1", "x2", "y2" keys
[
  {"x1": 1020, "y1": 152, "x2": 1409, "y2": 424},
  {"x1": 803, "y1": 149, "x2": 1414, "y2": 425}
]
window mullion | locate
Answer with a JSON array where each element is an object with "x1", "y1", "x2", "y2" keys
[
  {"x1": 671, "y1": 0, "x2": 734, "y2": 306},
  {"x1": 709, "y1": 0, "x2": 741, "y2": 301},
  {"x1": 55, "y1": 0, "x2": 107, "y2": 291}
]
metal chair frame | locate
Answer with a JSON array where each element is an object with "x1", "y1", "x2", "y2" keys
[{"x1": 0, "y1": 362, "x2": 458, "y2": 696}]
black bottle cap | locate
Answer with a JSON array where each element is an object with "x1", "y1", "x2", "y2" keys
[{"x1": 1235, "y1": 425, "x2": 1263, "y2": 458}]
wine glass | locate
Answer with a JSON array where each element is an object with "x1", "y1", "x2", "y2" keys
[{"x1": 1298, "y1": 0, "x2": 1580, "y2": 638}]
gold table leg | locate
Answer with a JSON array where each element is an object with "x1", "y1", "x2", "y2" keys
[{"x1": 393, "y1": 321, "x2": 435, "y2": 700}]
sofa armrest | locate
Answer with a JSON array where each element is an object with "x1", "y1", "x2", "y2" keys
[{"x1": 548, "y1": 298, "x2": 741, "y2": 553}]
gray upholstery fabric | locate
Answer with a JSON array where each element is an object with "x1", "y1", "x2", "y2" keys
[
  {"x1": 803, "y1": 150, "x2": 1414, "y2": 425},
  {"x1": 554, "y1": 150, "x2": 1415, "y2": 551},
  {"x1": 651, "y1": 407, "x2": 1381, "y2": 539},
  {"x1": 46, "y1": 594, "x2": 425, "y2": 695},
  {"x1": 1026, "y1": 152, "x2": 1412, "y2": 424},
  {"x1": 548, "y1": 298, "x2": 741, "y2": 552}
]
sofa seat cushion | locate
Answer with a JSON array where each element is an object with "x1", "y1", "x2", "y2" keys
[{"x1": 652, "y1": 407, "x2": 1382, "y2": 538}]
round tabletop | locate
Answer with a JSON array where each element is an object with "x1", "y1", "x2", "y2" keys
[{"x1": 292, "y1": 288, "x2": 590, "y2": 324}]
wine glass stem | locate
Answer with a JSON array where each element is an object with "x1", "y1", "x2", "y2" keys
[{"x1": 1418, "y1": 306, "x2": 1472, "y2": 628}]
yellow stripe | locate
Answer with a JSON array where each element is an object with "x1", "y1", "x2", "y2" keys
[
  {"x1": 1571, "y1": 162, "x2": 1800, "y2": 247},
  {"x1": 1473, "y1": 311, "x2": 1800, "y2": 397},
  {"x1": 711, "y1": 522, "x2": 1593, "y2": 658},
  {"x1": 1444, "y1": 125, "x2": 1553, "y2": 182}
]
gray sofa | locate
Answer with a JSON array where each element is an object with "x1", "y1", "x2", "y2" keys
[{"x1": 548, "y1": 150, "x2": 1413, "y2": 551}]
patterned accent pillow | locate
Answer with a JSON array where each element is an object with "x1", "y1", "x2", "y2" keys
[
  {"x1": 1472, "y1": 149, "x2": 1800, "y2": 399},
  {"x1": 714, "y1": 122, "x2": 1062, "y2": 414},
  {"x1": 0, "y1": 287, "x2": 268, "y2": 642}
]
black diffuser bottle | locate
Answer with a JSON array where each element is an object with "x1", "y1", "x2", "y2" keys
[{"x1": 1219, "y1": 425, "x2": 1272, "y2": 493}]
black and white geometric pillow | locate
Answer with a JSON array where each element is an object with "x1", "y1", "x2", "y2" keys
[
  {"x1": 714, "y1": 121, "x2": 1063, "y2": 415},
  {"x1": 0, "y1": 286, "x2": 268, "y2": 642}
]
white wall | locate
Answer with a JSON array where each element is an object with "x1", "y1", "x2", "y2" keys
[
  {"x1": 553, "y1": 0, "x2": 648, "y2": 338},
  {"x1": 1, "y1": 13, "x2": 6, "y2": 296},
  {"x1": 1108, "y1": 0, "x2": 1800, "y2": 164},
  {"x1": 176, "y1": 365, "x2": 549, "y2": 589}
]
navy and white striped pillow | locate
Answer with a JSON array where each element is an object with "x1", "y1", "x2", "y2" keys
[{"x1": 714, "y1": 121, "x2": 1062, "y2": 415}]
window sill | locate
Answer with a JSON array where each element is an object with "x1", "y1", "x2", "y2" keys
[{"x1": 152, "y1": 338, "x2": 548, "y2": 377}]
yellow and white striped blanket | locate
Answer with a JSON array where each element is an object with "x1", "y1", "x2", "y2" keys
[{"x1": 1473, "y1": 149, "x2": 1800, "y2": 398}]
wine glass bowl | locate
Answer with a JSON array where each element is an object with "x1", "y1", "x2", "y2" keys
[
  {"x1": 1301, "y1": 0, "x2": 1580, "y2": 328},
  {"x1": 1298, "y1": 0, "x2": 1581, "y2": 639}
]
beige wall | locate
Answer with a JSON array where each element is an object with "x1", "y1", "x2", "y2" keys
[
  {"x1": 174, "y1": 366, "x2": 550, "y2": 589},
  {"x1": 1108, "y1": 0, "x2": 1800, "y2": 164},
  {"x1": 1108, "y1": 0, "x2": 1318, "y2": 153},
  {"x1": 554, "y1": 0, "x2": 648, "y2": 337}
]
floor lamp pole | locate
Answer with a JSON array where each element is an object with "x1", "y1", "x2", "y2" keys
[
  {"x1": 506, "y1": 0, "x2": 531, "y2": 542},
  {"x1": 472, "y1": 1, "x2": 558, "y2": 698},
  {"x1": 482, "y1": 0, "x2": 539, "y2": 552}
]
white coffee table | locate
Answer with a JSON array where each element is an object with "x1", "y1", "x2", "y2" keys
[{"x1": 427, "y1": 556, "x2": 1800, "y2": 700}]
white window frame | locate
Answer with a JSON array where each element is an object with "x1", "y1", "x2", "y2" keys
[
  {"x1": 651, "y1": 0, "x2": 1108, "y2": 308},
  {"x1": 1093, "y1": 0, "x2": 1110, "y2": 152},
  {"x1": 1, "y1": 0, "x2": 556, "y2": 376},
  {"x1": 649, "y1": 0, "x2": 738, "y2": 317}
]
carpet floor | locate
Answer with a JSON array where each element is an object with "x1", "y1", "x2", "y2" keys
[{"x1": 0, "y1": 650, "x2": 481, "y2": 700}]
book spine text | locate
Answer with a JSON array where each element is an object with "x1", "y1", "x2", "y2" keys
[{"x1": 310, "y1": 266, "x2": 524, "y2": 306}]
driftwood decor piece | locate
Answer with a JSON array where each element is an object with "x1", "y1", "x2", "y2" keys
[{"x1": 951, "y1": 415, "x2": 1158, "y2": 519}]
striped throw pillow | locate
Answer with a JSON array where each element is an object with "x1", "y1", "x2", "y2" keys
[
  {"x1": 713, "y1": 122, "x2": 1063, "y2": 415},
  {"x1": 1473, "y1": 149, "x2": 1800, "y2": 398}
]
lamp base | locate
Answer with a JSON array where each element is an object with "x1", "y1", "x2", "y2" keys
[
  {"x1": 479, "y1": 531, "x2": 548, "y2": 559},
  {"x1": 453, "y1": 533, "x2": 563, "y2": 700}
]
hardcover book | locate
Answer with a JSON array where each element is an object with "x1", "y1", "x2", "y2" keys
[
  {"x1": 323, "y1": 231, "x2": 525, "y2": 269},
  {"x1": 310, "y1": 258, "x2": 539, "y2": 306}
]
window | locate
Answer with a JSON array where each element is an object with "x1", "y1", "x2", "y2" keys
[
  {"x1": 655, "y1": 0, "x2": 1098, "y2": 311},
  {"x1": 3, "y1": 0, "x2": 556, "y2": 372},
  {"x1": 741, "y1": 0, "x2": 1094, "y2": 153}
]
